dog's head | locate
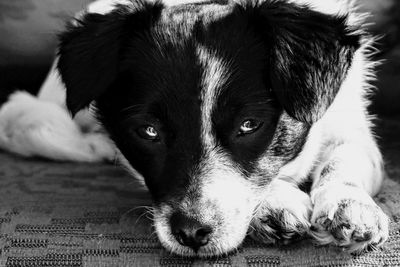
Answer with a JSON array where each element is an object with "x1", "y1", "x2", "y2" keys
[{"x1": 58, "y1": 0, "x2": 361, "y2": 256}]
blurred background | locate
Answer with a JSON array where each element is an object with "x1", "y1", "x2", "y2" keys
[{"x1": 0, "y1": 0, "x2": 399, "y2": 116}]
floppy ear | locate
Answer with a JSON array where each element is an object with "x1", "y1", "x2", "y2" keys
[
  {"x1": 57, "y1": 1, "x2": 163, "y2": 116},
  {"x1": 241, "y1": 1, "x2": 362, "y2": 124}
]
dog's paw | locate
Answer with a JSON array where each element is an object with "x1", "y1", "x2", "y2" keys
[
  {"x1": 311, "y1": 185, "x2": 389, "y2": 252},
  {"x1": 250, "y1": 182, "x2": 312, "y2": 245},
  {"x1": 84, "y1": 133, "x2": 116, "y2": 162}
]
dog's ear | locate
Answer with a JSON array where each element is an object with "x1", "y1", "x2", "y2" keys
[
  {"x1": 57, "y1": 1, "x2": 163, "y2": 116},
  {"x1": 239, "y1": 1, "x2": 362, "y2": 124}
]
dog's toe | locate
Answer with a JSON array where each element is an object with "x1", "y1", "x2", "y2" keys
[
  {"x1": 311, "y1": 195, "x2": 389, "y2": 252},
  {"x1": 250, "y1": 207, "x2": 310, "y2": 245},
  {"x1": 250, "y1": 184, "x2": 312, "y2": 245}
]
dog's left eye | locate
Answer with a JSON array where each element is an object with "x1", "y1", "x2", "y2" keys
[{"x1": 238, "y1": 119, "x2": 263, "y2": 136}]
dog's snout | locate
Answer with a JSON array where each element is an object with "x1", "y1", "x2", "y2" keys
[{"x1": 170, "y1": 211, "x2": 213, "y2": 252}]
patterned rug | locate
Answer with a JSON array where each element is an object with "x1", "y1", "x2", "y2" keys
[{"x1": 0, "y1": 118, "x2": 400, "y2": 267}]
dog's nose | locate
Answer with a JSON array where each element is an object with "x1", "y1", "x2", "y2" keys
[{"x1": 170, "y1": 211, "x2": 212, "y2": 252}]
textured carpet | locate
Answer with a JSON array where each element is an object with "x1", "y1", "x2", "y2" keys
[{"x1": 0, "y1": 118, "x2": 399, "y2": 267}]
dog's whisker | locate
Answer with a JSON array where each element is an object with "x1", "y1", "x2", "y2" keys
[{"x1": 121, "y1": 205, "x2": 153, "y2": 217}]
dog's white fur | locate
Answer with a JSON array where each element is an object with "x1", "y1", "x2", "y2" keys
[
  {"x1": 155, "y1": 149, "x2": 258, "y2": 257},
  {"x1": 312, "y1": 40, "x2": 387, "y2": 251},
  {"x1": 250, "y1": 39, "x2": 388, "y2": 251},
  {"x1": 197, "y1": 46, "x2": 230, "y2": 149},
  {"x1": 0, "y1": 0, "x2": 389, "y2": 255},
  {"x1": 0, "y1": 91, "x2": 115, "y2": 162}
]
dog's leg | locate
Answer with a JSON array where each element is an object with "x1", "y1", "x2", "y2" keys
[
  {"x1": 250, "y1": 179, "x2": 312, "y2": 244},
  {"x1": 0, "y1": 92, "x2": 115, "y2": 162},
  {"x1": 37, "y1": 57, "x2": 66, "y2": 106},
  {"x1": 310, "y1": 141, "x2": 389, "y2": 252}
]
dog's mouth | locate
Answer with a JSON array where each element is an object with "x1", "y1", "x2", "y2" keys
[
  {"x1": 121, "y1": 145, "x2": 265, "y2": 257},
  {"x1": 151, "y1": 179, "x2": 259, "y2": 257},
  {"x1": 153, "y1": 205, "x2": 253, "y2": 257}
]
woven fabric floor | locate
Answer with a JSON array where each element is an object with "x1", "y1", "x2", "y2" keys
[{"x1": 0, "y1": 118, "x2": 399, "y2": 267}]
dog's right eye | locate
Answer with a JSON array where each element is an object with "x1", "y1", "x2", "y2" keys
[{"x1": 136, "y1": 126, "x2": 160, "y2": 141}]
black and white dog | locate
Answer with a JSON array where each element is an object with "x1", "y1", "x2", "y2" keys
[{"x1": 0, "y1": 0, "x2": 389, "y2": 257}]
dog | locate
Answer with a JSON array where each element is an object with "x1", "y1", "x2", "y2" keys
[{"x1": 0, "y1": 0, "x2": 389, "y2": 257}]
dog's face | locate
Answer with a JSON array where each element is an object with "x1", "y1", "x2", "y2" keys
[{"x1": 58, "y1": 0, "x2": 360, "y2": 256}]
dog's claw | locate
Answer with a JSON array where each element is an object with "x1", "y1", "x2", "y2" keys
[
  {"x1": 249, "y1": 184, "x2": 312, "y2": 245},
  {"x1": 310, "y1": 190, "x2": 390, "y2": 253}
]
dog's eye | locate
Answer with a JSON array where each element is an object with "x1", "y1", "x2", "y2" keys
[
  {"x1": 238, "y1": 119, "x2": 263, "y2": 136},
  {"x1": 136, "y1": 126, "x2": 160, "y2": 141}
]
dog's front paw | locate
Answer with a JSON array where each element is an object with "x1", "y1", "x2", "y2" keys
[
  {"x1": 311, "y1": 185, "x2": 389, "y2": 252},
  {"x1": 250, "y1": 182, "x2": 312, "y2": 245}
]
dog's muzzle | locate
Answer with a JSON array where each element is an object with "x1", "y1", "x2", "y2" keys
[{"x1": 170, "y1": 211, "x2": 213, "y2": 252}]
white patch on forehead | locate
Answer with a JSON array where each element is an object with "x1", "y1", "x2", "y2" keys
[
  {"x1": 85, "y1": 0, "x2": 213, "y2": 15},
  {"x1": 86, "y1": 0, "x2": 132, "y2": 14},
  {"x1": 196, "y1": 46, "x2": 230, "y2": 149},
  {"x1": 163, "y1": 0, "x2": 212, "y2": 6},
  {"x1": 84, "y1": 0, "x2": 360, "y2": 26}
]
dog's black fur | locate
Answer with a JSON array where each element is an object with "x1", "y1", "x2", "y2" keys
[
  {"x1": 57, "y1": 0, "x2": 363, "y2": 253},
  {"x1": 58, "y1": 0, "x2": 359, "y2": 198}
]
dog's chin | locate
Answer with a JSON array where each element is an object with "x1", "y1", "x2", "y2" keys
[{"x1": 153, "y1": 217, "x2": 249, "y2": 257}]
